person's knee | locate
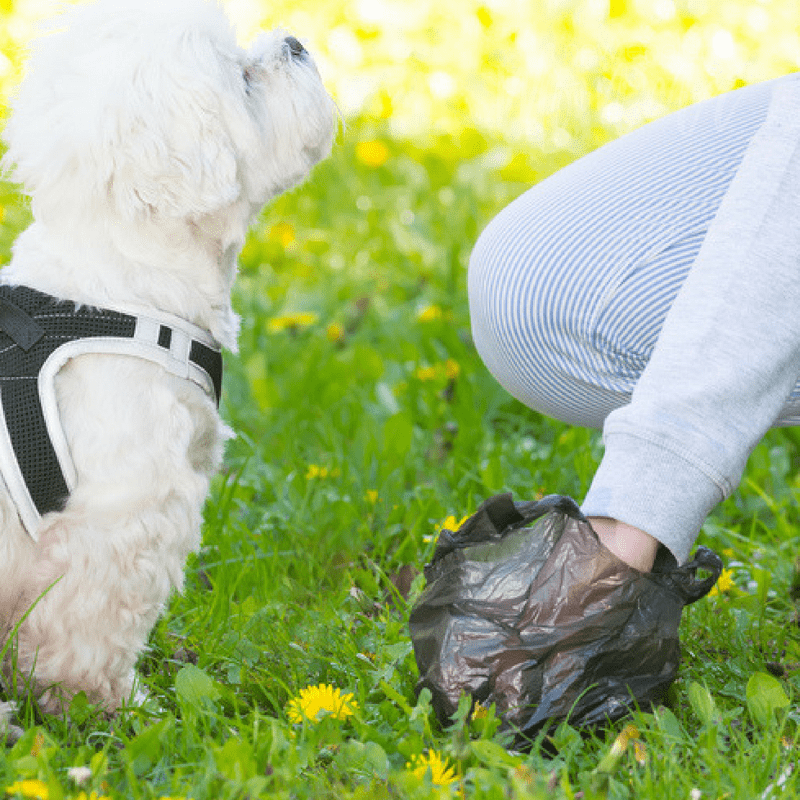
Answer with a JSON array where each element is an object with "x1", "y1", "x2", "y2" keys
[
  {"x1": 468, "y1": 217, "x2": 571, "y2": 375},
  {"x1": 467, "y1": 215, "x2": 625, "y2": 427}
]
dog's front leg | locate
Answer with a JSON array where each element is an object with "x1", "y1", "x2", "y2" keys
[{"x1": 8, "y1": 508, "x2": 198, "y2": 714}]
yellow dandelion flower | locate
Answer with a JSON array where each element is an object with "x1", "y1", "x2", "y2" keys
[
  {"x1": 270, "y1": 221, "x2": 296, "y2": 248},
  {"x1": 709, "y1": 568, "x2": 735, "y2": 597},
  {"x1": 470, "y1": 701, "x2": 488, "y2": 720},
  {"x1": 286, "y1": 684, "x2": 357, "y2": 724},
  {"x1": 476, "y1": 6, "x2": 493, "y2": 28},
  {"x1": 355, "y1": 140, "x2": 389, "y2": 168},
  {"x1": 609, "y1": 0, "x2": 627, "y2": 18},
  {"x1": 414, "y1": 365, "x2": 438, "y2": 382},
  {"x1": 365, "y1": 490, "x2": 378, "y2": 504},
  {"x1": 267, "y1": 312, "x2": 318, "y2": 333},
  {"x1": 413, "y1": 360, "x2": 460, "y2": 383},
  {"x1": 4, "y1": 780, "x2": 49, "y2": 800},
  {"x1": 436, "y1": 514, "x2": 469, "y2": 533},
  {"x1": 305, "y1": 465, "x2": 340, "y2": 480},
  {"x1": 513, "y1": 765, "x2": 535, "y2": 783},
  {"x1": 610, "y1": 724, "x2": 639, "y2": 757},
  {"x1": 407, "y1": 751, "x2": 459, "y2": 786},
  {"x1": 375, "y1": 90, "x2": 393, "y2": 120},
  {"x1": 598, "y1": 724, "x2": 641, "y2": 773},
  {"x1": 326, "y1": 322, "x2": 345, "y2": 343},
  {"x1": 30, "y1": 733, "x2": 44, "y2": 758},
  {"x1": 444, "y1": 359, "x2": 460, "y2": 380},
  {"x1": 417, "y1": 305, "x2": 443, "y2": 323}
]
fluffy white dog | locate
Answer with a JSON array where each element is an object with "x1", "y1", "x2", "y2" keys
[{"x1": 0, "y1": 0, "x2": 336, "y2": 724}]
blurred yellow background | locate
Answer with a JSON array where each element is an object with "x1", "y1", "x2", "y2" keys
[{"x1": 2, "y1": 0, "x2": 800, "y2": 153}]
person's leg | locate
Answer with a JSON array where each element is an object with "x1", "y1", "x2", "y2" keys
[{"x1": 469, "y1": 73, "x2": 800, "y2": 568}]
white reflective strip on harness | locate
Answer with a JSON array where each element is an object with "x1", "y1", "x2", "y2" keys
[
  {"x1": 0, "y1": 399, "x2": 40, "y2": 536},
  {"x1": 132, "y1": 316, "x2": 216, "y2": 397}
]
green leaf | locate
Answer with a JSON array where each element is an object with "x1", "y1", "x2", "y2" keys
[
  {"x1": 67, "y1": 691, "x2": 93, "y2": 724},
  {"x1": 470, "y1": 739, "x2": 521, "y2": 769},
  {"x1": 379, "y1": 679, "x2": 413, "y2": 714},
  {"x1": 746, "y1": 671, "x2": 790, "y2": 727},
  {"x1": 335, "y1": 740, "x2": 390, "y2": 780},
  {"x1": 126, "y1": 718, "x2": 174, "y2": 776},
  {"x1": 652, "y1": 706, "x2": 685, "y2": 744},
  {"x1": 174, "y1": 664, "x2": 220, "y2": 711},
  {"x1": 215, "y1": 737, "x2": 257, "y2": 782},
  {"x1": 686, "y1": 681, "x2": 717, "y2": 727}
]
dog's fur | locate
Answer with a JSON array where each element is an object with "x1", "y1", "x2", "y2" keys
[{"x1": 0, "y1": 0, "x2": 336, "y2": 717}]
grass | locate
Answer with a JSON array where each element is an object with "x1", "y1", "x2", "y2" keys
[
  {"x1": 1, "y1": 0, "x2": 800, "y2": 797},
  {"x1": 0, "y1": 118, "x2": 797, "y2": 800}
]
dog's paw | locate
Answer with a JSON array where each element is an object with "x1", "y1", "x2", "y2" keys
[{"x1": 0, "y1": 701, "x2": 24, "y2": 745}]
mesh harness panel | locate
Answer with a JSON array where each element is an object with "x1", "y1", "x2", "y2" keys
[{"x1": 0, "y1": 284, "x2": 223, "y2": 539}]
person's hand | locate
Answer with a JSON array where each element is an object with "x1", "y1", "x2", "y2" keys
[{"x1": 588, "y1": 516, "x2": 659, "y2": 571}]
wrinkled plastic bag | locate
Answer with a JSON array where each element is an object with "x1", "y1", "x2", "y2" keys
[{"x1": 410, "y1": 493, "x2": 722, "y2": 743}]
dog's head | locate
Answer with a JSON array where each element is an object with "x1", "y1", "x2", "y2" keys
[{"x1": 2, "y1": 0, "x2": 337, "y2": 225}]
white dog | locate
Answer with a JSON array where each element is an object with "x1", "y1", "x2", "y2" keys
[{"x1": 0, "y1": 0, "x2": 336, "y2": 724}]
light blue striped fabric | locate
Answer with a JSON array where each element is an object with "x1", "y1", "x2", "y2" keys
[{"x1": 468, "y1": 75, "x2": 799, "y2": 428}]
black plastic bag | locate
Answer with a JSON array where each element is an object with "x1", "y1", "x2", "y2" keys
[{"x1": 410, "y1": 493, "x2": 722, "y2": 743}]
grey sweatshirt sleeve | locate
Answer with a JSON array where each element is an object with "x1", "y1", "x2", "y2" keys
[{"x1": 581, "y1": 76, "x2": 800, "y2": 563}]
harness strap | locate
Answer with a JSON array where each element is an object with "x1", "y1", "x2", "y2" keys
[
  {"x1": 0, "y1": 284, "x2": 223, "y2": 538},
  {"x1": 0, "y1": 295, "x2": 45, "y2": 351}
]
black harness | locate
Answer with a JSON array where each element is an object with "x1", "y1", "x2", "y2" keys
[{"x1": 0, "y1": 284, "x2": 223, "y2": 537}]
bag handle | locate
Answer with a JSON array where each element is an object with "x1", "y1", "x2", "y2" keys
[{"x1": 673, "y1": 546, "x2": 724, "y2": 605}]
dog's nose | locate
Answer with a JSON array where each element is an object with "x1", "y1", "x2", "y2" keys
[{"x1": 284, "y1": 36, "x2": 306, "y2": 59}]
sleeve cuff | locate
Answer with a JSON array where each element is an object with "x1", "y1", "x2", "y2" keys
[{"x1": 580, "y1": 430, "x2": 727, "y2": 564}]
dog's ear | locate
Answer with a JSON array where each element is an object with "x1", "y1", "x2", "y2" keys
[
  {"x1": 2, "y1": 4, "x2": 245, "y2": 223},
  {"x1": 108, "y1": 53, "x2": 242, "y2": 219}
]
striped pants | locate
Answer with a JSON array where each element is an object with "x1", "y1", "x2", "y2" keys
[{"x1": 468, "y1": 73, "x2": 800, "y2": 561}]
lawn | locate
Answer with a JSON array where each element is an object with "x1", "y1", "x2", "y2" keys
[{"x1": 1, "y1": 0, "x2": 800, "y2": 798}]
